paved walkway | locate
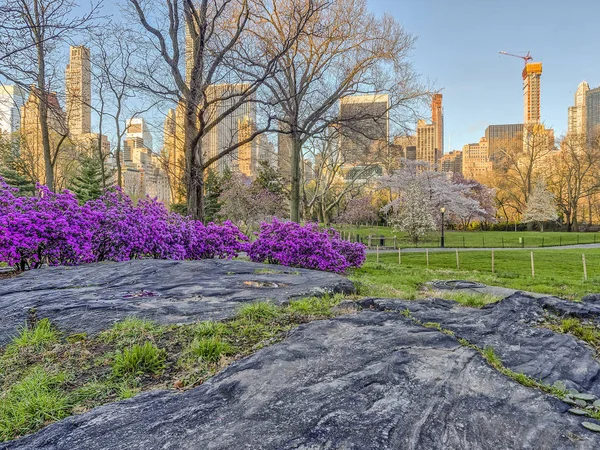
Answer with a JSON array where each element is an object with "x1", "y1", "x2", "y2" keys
[{"x1": 367, "y1": 243, "x2": 600, "y2": 254}]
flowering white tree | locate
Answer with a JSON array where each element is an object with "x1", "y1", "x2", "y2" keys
[
  {"x1": 384, "y1": 181, "x2": 435, "y2": 244},
  {"x1": 380, "y1": 161, "x2": 496, "y2": 231},
  {"x1": 522, "y1": 180, "x2": 557, "y2": 232}
]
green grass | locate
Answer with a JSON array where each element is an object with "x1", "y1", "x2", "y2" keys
[
  {"x1": 7, "y1": 319, "x2": 59, "y2": 352},
  {"x1": 112, "y1": 342, "x2": 167, "y2": 377},
  {"x1": 0, "y1": 295, "x2": 347, "y2": 442},
  {"x1": 351, "y1": 248, "x2": 600, "y2": 300},
  {"x1": 334, "y1": 225, "x2": 600, "y2": 249},
  {"x1": 545, "y1": 317, "x2": 600, "y2": 350},
  {"x1": 186, "y1": 337, "x2": 234, "y2": 363},
  {"x1": 0, "y1": 367, "x2": 71, "y2": 441}
]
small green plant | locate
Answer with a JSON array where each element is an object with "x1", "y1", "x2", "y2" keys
[
  {"x1": 9, "y1": 318, "x2": 59, "y2": 351},
  {"x1": 439, "y1": 292, "x2": 500, "y2": 308},
  {"x1": 238, "y1": 301, "x2": 280, "y2": 322},
  {"x1": 194, "y1": 321, "x2": 228, "y2": 338},
  {"x1": 458, "y1": 338, "x2": 470, "y2": 346},
  {"x1": 187, "y1": 337, "x2": 234, "y2": 363},
  {"x1": 423, "y1": 322, "x2": 442, "y2": 331},
  {"x1": 101, "y1": 317, "x2": 159, "y2": 346},
  {"x1": 401, "y1": 308, "x2": 411, "y2": 317},
  {"x1": 482, "y1": 346, "x2": 502, "y2": 368},
  {"x1": 560, "y1": 317, "x2": 580, "y2": 333},
  {"x1": 287, "y1": 295, "x2": 343, "y2": 316},
  {"x1": 0, "y1": 367, "x2": 71, "y2": 441},
  {"x1": 112, "y1": 342, "x2": 166, "y2": 377}
]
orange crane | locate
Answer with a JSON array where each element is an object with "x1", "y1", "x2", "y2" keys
[{"x1": 499, "y1": 51, "x2": 533, "y2": 67}]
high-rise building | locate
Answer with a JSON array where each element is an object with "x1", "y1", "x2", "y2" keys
[
  {"x1": 586, "y1": 87, "x2": 600, "y2": 143},
  {"x1": 416, "y1": 119, "x2": 436, "y2": 165},
  {"x1": 485, "y1": 124, "x2": 523, "y2": 165},
  {"x1": 20, "y1": 88, "x2": 68, "y2": 185},
  {"x1": 65, "y1": 46, "x2": 91, "y2": 136},
  {"x1": 339, "y1": 94, "x2": 389, "y2": 164},
  {"x1": 0, "y1": 85, "x2": 26, "y2": 135},
  {"x1": 440, "y1": 150, "x2": 462, "y2": 175},
  {"x1": 523, "y1": 62, "x2": 542, "y2": 126},
  {"x1": 163, "y1": 106, "x2": 186, "y2": 202},
  {"x1": 568, "y1": 81, "x2": 590, "y2": 137},
  {"x1": 204, "y1": 83, "x2": 257, "y2": 175},
  {"x1": 277, "y1": 122, "x2": 293, "y2": 180},
  {"x1": 126, "y1": 117, "x2": 153, "y2": 151},
  {"x1": 462, "y1": 137, "x2": 491, "y2": 181},
  {"x1": 431, "y1": 93, "x2": 444, "y2": 157}
]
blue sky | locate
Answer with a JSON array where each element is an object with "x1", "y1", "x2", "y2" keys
[{"x1": 367, "y1": 0, "x2": 600, "y2": 150}]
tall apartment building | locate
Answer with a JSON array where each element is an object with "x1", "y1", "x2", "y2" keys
[
  {"x1": 163, "y1": 106, "x2": 186, "y2": 202},
  {"x1": 339, "y1": 94, "x2": 389, "y2": 164},
  {"x1": 462, "y1": 137, "x2": 491, "y2": 181},
  {"x1": 568, "y1": 81, "x2": 589, "y2": 137},
  {"x1": 416, "y1": 119, "x2": 436, "y2": 165},
  {"x1": 126, "y1": 117, "x2": 153, "y2": 151},
  {"x1": 523, "y1": 62, "x2": 542, "y2": 126},
  {"x1": 20, "y1": 88, "x2": 68, "y2": 185},
  {"x1": 485, "y1": 123, "x2": 523, "y2": 165},
  {"x1": 440, "y1": 150, "x2": 462, "y2": 175},
  {"x1": 431, "y1": 93, "x2": 444, "y2": 157},
  {"x1": 203, "y1": 83, "x2": 257, "y2": 175},
  {"x1": 586, "y1": 87, "x2": 600, "y2": 144},
  {"x1": 65, "y1": 46, "x2": 91, "y2": 136},
  {"x1": 0, "y1": 85, "x2": 26, "y2": 135}
]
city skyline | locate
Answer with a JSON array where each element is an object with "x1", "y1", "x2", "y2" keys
[{"x1": 368, "y1": 0, "x2": 600, "y2": 150}]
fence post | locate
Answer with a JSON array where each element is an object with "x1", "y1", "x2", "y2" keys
[
  {"x1": 462, "y1": 236, "x2": 465, "y2": 248},
  {"x1": 426, "y1": 249, "x2": 429, "y2": 267},
  {"x1": 577, "y1": 235, "x2": 580, "y2": 245},
  {"x1": 502, "y1": 237, "x2": 504, "y2": 248},
  {"x1": 456, "y1": 249, "x2": 459, "y2": 269},
  {"x1": 394, "y1": 236, "x2": 397, "y2": 249},
  {"x1": 482, "y1": 237, "x2": 485, "y2": 248},
  {"x1": 368, "y1": 235, "x2": 372, "y2": 248},
  {"x1": 376, "y1": 245, "x2": 379, "y2": 263},
  {"x1": 542, "y1": 237, "x2": 544, "y2": 248},
  {"x1": 530, "y1": 252, "x2": 535, "y2": 278},
  {"x1": 492, "y1": 250, "x2": 495, "y2": 273},
  {"x1": 583, "y1": 254, "x2": 588, "y2": 281},
  {"x1": 560, "y1": 236, "x2": 562, "y2": 247},
  {"x1": 398, "y1": 248, "x2": 401, "y2": 264}
]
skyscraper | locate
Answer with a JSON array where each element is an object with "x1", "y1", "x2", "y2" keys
[
  {"x1": 485, "y1": 123, "x2": 523, "y2": 165},
  {"x1": 440, "y1": 150, "x2": 462, "y2": 175},
  {"x1": 523, "y1": 62, "x2": 542, "y2": 126},
  {"x1": 568, "y1": 81, "x2": 589, "y2": 137},
  {"x1": 0, "y1": 85, "x2": 26, "y2": 135},
  {"x1": 461, "y1": 137, "x2": 490, "y2": 181},
  {"x1": 416, "y1": 119, "x2": 436, "y2": 165},
  {"x1": 126, "y1": 117, "x2": 153, "y2": 151},
  {"x1": 586, "y1": 87, "x2": 600, "y2": 143},
  {"x1": 431, "y1": 93, "x2": 444, "y2": 157},
  {"x1": 203, "y1": 83, "x2": 257, "y2": 175},
  {"x1": 339, "y1": 94, "x2": 389, "y2": 164},
  {"x1": 65, "y1": 46, "x2": 91, "y2": 136}
]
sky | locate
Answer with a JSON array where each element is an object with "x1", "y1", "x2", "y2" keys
[{"x1": 367, "y1": 0, "x2": 600, "y2": 151}]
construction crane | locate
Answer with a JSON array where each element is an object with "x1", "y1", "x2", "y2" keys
[{"x1": 499, "y1": 51, "x2": 533, "y2": 67}]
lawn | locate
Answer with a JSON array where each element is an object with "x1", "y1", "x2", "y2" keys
[
  {"x1": 335, "y1": 225, "x2": 600, "y2": 249},
  {"x1": 349, "y1": 248, "x2": 600, "y2": 300}
]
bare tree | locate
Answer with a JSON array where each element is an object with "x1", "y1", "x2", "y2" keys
[
  {"x1": 257, "y1": 0, "x2": 426, "y2": 222},
  {"x1": 123, "y1": 0, "x2": 315, "y2": 220},
  {"x1": 547, "y1": 133, "x2": 600, "y2": 231},
  {"x1": 0, "y1": 0, "x2": 99, "y2": 191}
]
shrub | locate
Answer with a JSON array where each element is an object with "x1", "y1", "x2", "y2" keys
[
  {"x1": 247, "y1": 219, "x2": 366, "y2": 273},
  {"x1": 187, "y1": 337, "x2": 233, "y2": 363},
  {"x1": 112, "y1": 342, "x2": 166, "y2": 377},
  {"x1": 0, "y1": 180, "x2": 248, "y2": 270}
]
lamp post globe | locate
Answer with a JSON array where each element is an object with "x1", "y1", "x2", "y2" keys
[{"x1": 440, "y1": 207, "x2": 446, "y2": 248}]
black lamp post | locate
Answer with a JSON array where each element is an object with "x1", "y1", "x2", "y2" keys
[{"x1": 440, "y1": 207, "x2": 446, "y2": 248}]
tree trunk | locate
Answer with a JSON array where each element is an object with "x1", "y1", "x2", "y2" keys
[
  {"x1": 184, "y1": 105, "x2": 204, "y2": 221},
  {"x1": 290, "y1": 135, "x2": 302, "y2": 223},
  {"x1": 35, "y1": 29, "x2": 54, "y2": 191}
]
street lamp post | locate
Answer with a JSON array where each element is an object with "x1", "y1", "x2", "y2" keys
[{"x1": 440, "y1": 207, "x2": 446, "y2": 248}]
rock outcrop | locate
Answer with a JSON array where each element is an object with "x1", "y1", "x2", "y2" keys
[
  {"x1": 0, "y1": 259, "x2": 354, "y2": 345},
  {"x1": 4, "y1": 296, "x2": 600, "y2": 449}
]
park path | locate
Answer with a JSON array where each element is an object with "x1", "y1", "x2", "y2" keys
[{"x1": 366, "y1": 242, "x2": 600, "y2": 254}]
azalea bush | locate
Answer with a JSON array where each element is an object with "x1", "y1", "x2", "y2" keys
[
  {"x1": 247, "y1": 219, "x2": 366, "y2": 273},
  {"x1": 0, "y1": 179, "x2": 248, "y2": 270}
]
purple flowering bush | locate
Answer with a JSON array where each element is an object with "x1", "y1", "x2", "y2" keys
[
  {"x1": 0, "y1": 180, "x2": 248, "y2": 270},
  {"x1": 248, "y1": 218, "x2": 366, "y2": 273}
]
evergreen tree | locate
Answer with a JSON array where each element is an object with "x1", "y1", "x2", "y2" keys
[
  {"x1": 204, "y1": 168, "x2": 225, "y2": 222},
  {"x1": 69, "y1": 157, "x2": 103, "y2": 203},
  {"x1": 254, "y1": 160, "x2": 284, "y2": 195},
  {"x1": 0, "y1": 136, "x2": 35, "y2": 195}
]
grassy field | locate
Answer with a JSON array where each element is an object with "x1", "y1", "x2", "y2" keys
[
  {"x1": 349, "y1": 248, "x2": 600, "y2": 301},
  {"x1": 335, "y1": 225, "x2": 600, "y2": 249}
]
